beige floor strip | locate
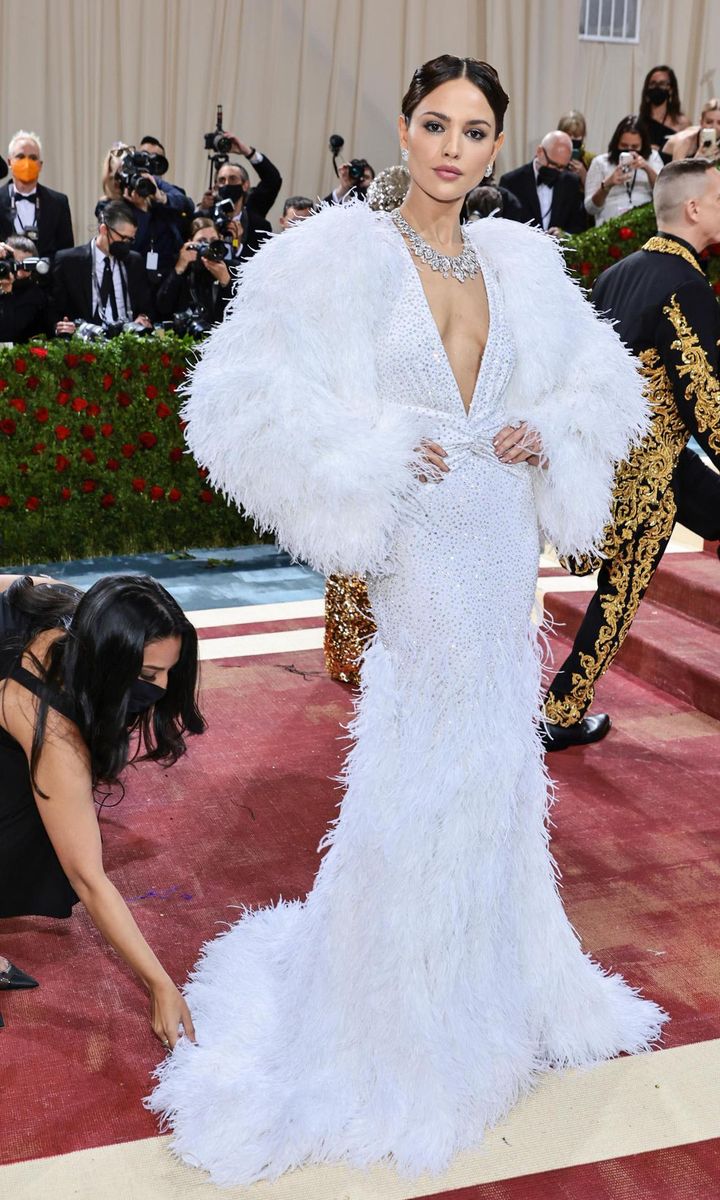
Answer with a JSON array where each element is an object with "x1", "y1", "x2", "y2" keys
[
  {"x1": 187, "y1": 599, "x2": 325, "y2": 629},
  {"x1": 3, "y1": 1038, "x2": 718, "y2": 1200},
  {"x1": 197, "y1": 627, "x2": 325, "y2": 661}
]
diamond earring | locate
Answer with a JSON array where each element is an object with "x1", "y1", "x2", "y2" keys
[
  {"x1": 401, "y1": 148, "x2": 409, "y2": 162},
  {"x1": 485, "y1": 163, "x2": 493, "y2": 177}
]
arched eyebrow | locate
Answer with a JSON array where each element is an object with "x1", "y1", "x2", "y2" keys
[{"x1": 420, "y1": 110, "x2": 491, "y2": 128}]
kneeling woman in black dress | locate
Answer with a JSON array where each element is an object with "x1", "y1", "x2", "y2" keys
[{"x1": 0, "y1": 573, "x2": 205, "y2": 1046}]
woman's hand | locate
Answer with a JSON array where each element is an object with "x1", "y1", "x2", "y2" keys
[
  {"x1": 493, "y1": 422, "x2": 545, "y2": 467},
  {"x1": 150, "y1": 976, "x2": 196, "y2": 1050},
  {"x1": 415, "y1": 440, "x2": 449, "y2": 484}
]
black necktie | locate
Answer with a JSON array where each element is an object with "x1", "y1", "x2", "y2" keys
[{"x1": 99, "y1": 257, "x2": 119, "y2": 321}]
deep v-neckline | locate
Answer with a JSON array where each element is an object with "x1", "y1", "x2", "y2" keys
[{"x1": 392, "y1": 222, "x2": 493, "y2": 420}]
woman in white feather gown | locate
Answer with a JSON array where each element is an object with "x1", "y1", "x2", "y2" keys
[{"x1": 148, "y1": 57, "x2": 666, "y2": 1185}]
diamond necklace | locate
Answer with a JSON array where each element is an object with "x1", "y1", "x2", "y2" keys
[{"x1": 391, "y1": 207, "x2": 480, "y2": 283}]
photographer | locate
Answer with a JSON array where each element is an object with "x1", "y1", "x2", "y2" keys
[
  {"x1": 114, "y1": 146, "x2": 191, "y2": 277},
  {"x1": 278, "y1": 196, "x2": 315, "y2": 230},
  {"x1": 155, "y1": 217, "x2": 232, "y2": 328},
  {"x1": 196, "y1": 133, "x2": 282, "y2": 222},
  {"x1": 664, "y1": 99, "x2": 720, "y2": 164},
  {"x1": 324, "y1": 158, "x2": 375, "y2": 205},
  {"x1": 0, "y1": 236, "x2": 49, "y2": 342},
  {"x1": 585, "y1": 115, "x2": 662, "y2": 227},
  {"x1": 51, "y1": 200, "x2": 153, "y2": 336},
  {"x1": 0, "y1": 131, "x2": 73, "y2": 260}
]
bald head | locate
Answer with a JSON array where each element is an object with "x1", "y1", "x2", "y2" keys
[{"x1": 536, "y1": 130, "x2": 572, "y2": 170}]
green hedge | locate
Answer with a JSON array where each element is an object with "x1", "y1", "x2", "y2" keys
[
  {"x1": 0, "y1": 334, "x2": 255, "y2": 563},
  {"x1": 562, "y1": 202, "x2": 720, "y2": 295}
]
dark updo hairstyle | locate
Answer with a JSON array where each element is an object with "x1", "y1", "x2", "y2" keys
[
  {"x1": 607, "y1": 114, "x2": 652, "y2": 164},
  {"x1": 401, "y1": 55, "x2": 509, "y2": 136},
  {"x1": 6, "y1": 573, "x2": 205, "y2": 794},
  {"x1": 639, "y1": 65, "x2": 682, "y2": 123}
]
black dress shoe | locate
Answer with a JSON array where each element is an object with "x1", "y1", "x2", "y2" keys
[
  {"x1": 0, "y1": 962, "x2": 39, "y2": 990},
  {"x1": 541, "y1": 713, "x2": 611, "y2": 752}
]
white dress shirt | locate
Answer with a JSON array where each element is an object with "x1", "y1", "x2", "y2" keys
[
  {"x1": 91, "y1": 238, "x2": 130, "y2": 323},
  {"x1": 12, "y1": 188, "x2": 38, "y2": 235},
  {"x1": 532, "y1": 160, "x2": 554, "y2": 230},
  {"x1": 584, "y1": 150, "x2": 664, "y2": 226}
]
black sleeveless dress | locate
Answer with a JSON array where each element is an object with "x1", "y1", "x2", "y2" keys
[{"x1": 0, "y1": 591, "x2": 78, "y2": 919}]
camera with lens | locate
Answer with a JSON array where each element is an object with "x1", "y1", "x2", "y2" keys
[
  {"x1": 204, "y1": 104, "x2": 233, "y2": 155},
  {"x1": 212, "y1": 196, "x2": 236, "y2": 235},
  {"x1": 347, "y1": 157, "x2": 370, "y2": 183},
  {"x1": 163, "y1": 308, "x2": 212, "y2": 339},
  {"x1": 193, "y1": 239, "x2": 227, "y2": 263},
  {"x1": 0, "y1": 255, "x2": 50, "y2": 280},
  {"x1": 116, "y1": 149, "x2": 169, "y2": 198}
]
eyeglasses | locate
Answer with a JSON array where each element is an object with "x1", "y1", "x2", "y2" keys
[
  {"x1": 542, "y1": 148, "x2": 570, "y2": 170},
  {"x1": 107, "y1": 227, "x2": 135, "y2": 243}
]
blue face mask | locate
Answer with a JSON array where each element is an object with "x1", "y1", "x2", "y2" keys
[{"x1": 127, "y1": 677, "x2": 165, "y2": 716}]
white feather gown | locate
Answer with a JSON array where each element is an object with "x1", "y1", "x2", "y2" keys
[{"x1": 148, "y1": 205, "x2": 667, "y2": 1185}]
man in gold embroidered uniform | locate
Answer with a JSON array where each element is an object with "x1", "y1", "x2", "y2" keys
[{"x1": 543, "y1": 158, "x2": 720, "y2": 750}]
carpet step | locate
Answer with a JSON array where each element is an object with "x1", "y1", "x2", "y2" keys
[
  {"x1": 646, "y1": 551, "x2": 720, "y2": 630},
  {"x1": 544, "y1": 584, "x2": 720, "y2": 722}
]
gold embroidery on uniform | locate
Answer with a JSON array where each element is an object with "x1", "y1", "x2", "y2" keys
[
  {"x1": 664, "y1": 294, "x2": 720, "y2": 457},
  {"x1": 545, "y1": 349, "x2": 688, "y2": 727},
  {"x1": 642, "y1": 236, "x2": 704, "y2": 275}
]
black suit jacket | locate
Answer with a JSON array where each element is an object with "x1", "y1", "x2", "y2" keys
[
  {"x1": 50, "y1": 242, "x2": 153, "y2": 327},
  {"x1": 0, "y1": 182, "x2": 74, "y2": 259},
  {"x1": 498, "y1": 162, "x2": 588, "y2": 235}
]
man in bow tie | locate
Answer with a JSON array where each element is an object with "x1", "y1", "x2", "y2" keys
[
  {"x1": 499, "y1": 130, "x2": 589, "y2": 236},
  {"x1": 0, "y1": 131, "x2": 74, "y2": 261}
]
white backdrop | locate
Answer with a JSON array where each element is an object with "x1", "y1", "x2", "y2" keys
[{"x1": 0, "y1": 0, "x2": 718, "y2": 238}]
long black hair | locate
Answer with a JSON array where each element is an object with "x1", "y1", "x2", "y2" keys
[
  {"x1": 607, "y1": 115, "x2": 652, "y2": 164},
  {"x1": 5, "y1": 574, "x2": 205, "y2": 793},
  {"x1": 401, "y1": 55, "x2": 509, "y2": 136},
  {"x1": 639, "y1": 65, "x2": 682, "y2": 124}
]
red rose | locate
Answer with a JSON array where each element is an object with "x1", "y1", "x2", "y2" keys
[
  {"x1": 168, "y1": 383, "x2": 178, "y2": 394},
  {"x1": 81, "y1": 479, "x2": 97, "y2": 493},
  {"x1": 64, "y1": 354, "x2": 80, "y2": 368},
  {"x1": 26, "y1": 375, "x2": 40, "y2": 390},
  {"x1": 0, "y1": 417, "x2": 17, "y2": 436},
  {"x1": 71, "y1": 396, "x2": 87, "y2": 411},
  {"x1": 80, "y1": 424, "x2": 96, "y2": 441},
  {"x1": 132, "y1": 477, "x2": 146, "y2": 492},
  {"x1": 117, "y1": 391, "x2": 132, "y2": 408},
  {"x1": 0, "y1": 379, "x2": 7, "y2": 391},
  {"x1": 618, "y1": 226, "x2": 634, "y2": 240},
  {"x1": 55, "y1": 454, "x2": 71, "y2": 472},
  {"x1": 121, "y1": 443, "x2": 136, "y2": 458},
  {"x1": 168, "y1": 447, "x2": 183, "y2": 463},
  {"x1": 120, "y1": 367, "x2": 132, "y2": 380},
  {"x1": 160, "y1": 352, "x2": 171, "y2": 367},
  {"x1": 59, "y1": 376, "x2": 74, "y2": 390},
  {"x1": 155, "y1": 402, "x2": 171, "y2": 419},
  {"x1": 82, "y1": 352, "x2": 96, "y2": 364},
  {"x1": 178, "y1": 418, "x2": 188, "y2": 431},
  {"x1": 32, "y1": 442, "x2": 46, "y2": 455},
  {"x1": 199, "y1": 488, "x2": 213, "y2": 504},
  {"x1": 106, "y1": 457, "x2": 120, "y2": 471},
  {"x1": 34, "y1": 407, "x2": 49, "y2": 423},
  {"x1": 138, "y1": 431, "x2": 158, "y2": 449},
  {"x1": 579, "y1": 261, "x2": 593, "y2": 276},
  {"x1": 9, "y1": 397, "x2": 26, "y2": 412},
  {"x1": 608, "y1": 244, "x2": 622, "y2": 260},
  {"x1": 18, "y1": 462, "x2": 28, "y2": 474},
  {"x1": 57, "y1": 391, "x2": 70, "y2": 406},
  {"x1": 87, "y1": 403, "x2": 101, "y2": 417},
  {"x1": 102, "y1": 373, "x2": 114, "y2": 391},
  {"x1": 145, "y1": 384, "x2": 159, "y2": 399},
  {"x1": 14, "y1": 357, "x2": 27, "y2": 374},
  {"x1": 80, "y1": 448, "x2": 97, "y2": 464},
  {"x1": 60, "y1": 486, "x2": 72, "y2": 501},
  {"x1": 171, "y1": 365, "x2": 185, "y2": 381},
  {"x1": 55, "y1": 425, "x2": 71, "y2": 441},
  {"x1": 0, "y1": 494, "x2": 12, "y2": 508},
  {"x1": 100, "y1": 422, "x2": 114, "y2": 437},
  {"x1": 29, "y1": 347, "x2": 48, "y2": 359},
  {"x1": 150, "y1": 485, "x2": 164, "y2": 501},
  {"x1": 197, "y1": 466, "x2": 209, "y2": 479},
  {"x1": 100, "y1": 493, "x2": 116, "y2": 508},
  {"x1": 139, "y1": 363, "x2": 150, "y2": 374},
  {"x1": 168, "y1": 487, "x2": 182, "y2": 502},
  {"x1": 25, "y1": 496, "x2": 40, "y2": 511}
]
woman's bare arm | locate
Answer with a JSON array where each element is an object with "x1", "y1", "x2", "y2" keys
[{"x1": 3, "y1": 680, "x2": 194, "y2": 1047}]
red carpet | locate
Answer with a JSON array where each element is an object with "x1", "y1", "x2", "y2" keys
[{"x1": 1, "y1": 634, "x2": 720, "y2": 1185}]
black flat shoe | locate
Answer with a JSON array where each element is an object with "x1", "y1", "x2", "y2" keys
[
  {"x1": 0, "y1": 962, "x2": 39, "y2": 990},
  {"x1": 541, "y1": 713, "x2": 611, "y2": 752}
]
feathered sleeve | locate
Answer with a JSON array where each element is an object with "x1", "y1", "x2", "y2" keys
[
  {"x1": 180, "y1": 205, "x2": 424, "y2": 577},
  {"x1": 481, "y1": 221, "x2": 649, "y2": 561}
]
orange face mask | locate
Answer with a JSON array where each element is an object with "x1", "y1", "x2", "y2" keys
[{"x1": 12, "y1": 156, "x2": 41, "y2": 185}]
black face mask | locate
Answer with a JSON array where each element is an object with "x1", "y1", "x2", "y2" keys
[
  {"x1": 108, "y1": 238, "x2": 133, "y2": 263},
  {"x1": 537, "y1": 165, "x2": 560, "y2": 187},
  {"x1": 217, "y1": 183, "x2": 245, "y2": 204},
  {"x1": 647, "y1": 86, "x2": 670, "y2": 106},
  {"x1": 127, "y1": 677, "x2": 165, "y2": 717}
]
